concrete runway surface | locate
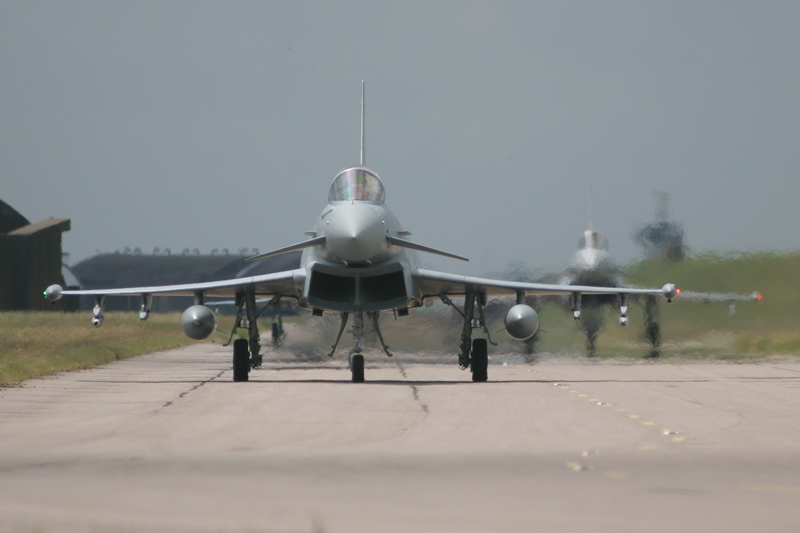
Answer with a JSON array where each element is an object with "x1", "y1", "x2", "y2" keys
[{"x1": 1, "y1": 344, "x2": 800, "y2": 532}]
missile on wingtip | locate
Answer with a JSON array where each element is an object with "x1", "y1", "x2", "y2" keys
[
  {"x1": 662, "y1": 283, "x2": 679, "y2": 301},
  {"x1": 44, "y1": 284, "x2": 63, "y2": 302}
]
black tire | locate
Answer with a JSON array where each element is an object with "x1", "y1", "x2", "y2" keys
[
  {"x1": 471, "y1": 338, "x2": 488, "y2": 382},
  {"x1": 233, "y1": 338, "x2": 250, "y2": 382},
  {"x1": 351, "y1": 354, "x2": 365, "y2": 383}
]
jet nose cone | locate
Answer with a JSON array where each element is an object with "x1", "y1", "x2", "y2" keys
[{"x1": 326, "y1": 204, "x2": 386, "y2": 262}]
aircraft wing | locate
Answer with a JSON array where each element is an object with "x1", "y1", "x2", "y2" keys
[
  {"x1": 412, "y1": 268, "x2": 676, "y2": 299},
  {"x1": 51, "y1": 269, "x2": 305, "y2": 300}
]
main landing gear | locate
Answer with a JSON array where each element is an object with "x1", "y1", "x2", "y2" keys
[
  {"x1": 471, "y1": 338, "x2": 488, "y2": 382},
  {"x1": 572, "y1": 292, "x2": 632, "y2": 358},
  {"x1": 226, "y1": 291, "x2": 284, "y2": 382},
  {"x1": 325, "y1": 298, "x2": 493, "y2": 382},
  {"x1": 643, "y1": 294, "x2": 661, "y2": 359},
  {"x1": 227, "y1": 291, "x2": 495, "y2": 383},
  {"x1": 439, "y1": 291, "x2": 495, "y2": 382},
  {"x1": 232, "y1": 338, "x2": 250, "y2": 382}
]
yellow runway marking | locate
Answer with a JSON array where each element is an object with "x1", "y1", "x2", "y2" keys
[
  {"x1": 640, "y1": 445, "x2": 659, "y2": 451},
  {"x1": 605, "y1": 471, "x2": 630, "y2": 479},
  {"x1": 551, "y1": 381, "x2": 683, "y2": 442}
]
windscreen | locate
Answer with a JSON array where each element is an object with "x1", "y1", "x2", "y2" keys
[
  {"x1": 580, "y1": 231, "x2": 609, "y2": 250},
  {"x1": 328, "y1": 168, "x2": 385, "y2": 204}
]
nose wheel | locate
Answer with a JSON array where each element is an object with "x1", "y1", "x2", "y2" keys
[{"x1": 349, "y1": 353, "x2": 365, "y2": 382}]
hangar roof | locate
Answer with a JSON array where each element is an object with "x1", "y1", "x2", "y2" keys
[{"x1": 71, "y1": 251, "x2": 302, "y2": 290}]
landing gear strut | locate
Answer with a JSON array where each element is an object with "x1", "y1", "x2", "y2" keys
[
  {"x1": 579, "y1": 304, "x2": 603, "y2": 358},
  {"x1": 228, "y1": 292, "x2": 259, "y2": 382},
  {"x1": 244, "y1": 291, "x2": 261, "y2": 369},
  {"x1": 347, "y1": 312, "x2": 366, "y2": 383},
  {"x1": 643, "y1": 295, "x2": 661, "y2": 359},
  {"x1": 440, "y1": 290, "x2": 494, "y2": 382},
  {"x1": 271, "y1": 306, "x2": 286, "y2": 347},
  {"x1": 329, "y1": 310, "x2": 393, "y2": 382},
  {"x1": 226, "y1": 290, "x2": 280, "y2": 382}
]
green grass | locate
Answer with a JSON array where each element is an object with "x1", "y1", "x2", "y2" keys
[
  {"x1": 375, "y1": 251, "x2": 799, "y2": 362},
  {"x1": 0, "y1": 311, "x2": 197, "y2": 387},
  {"x1": 584, "y1": 251, "x2": 800, "y2": 360}
]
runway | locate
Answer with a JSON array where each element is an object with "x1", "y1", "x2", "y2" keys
[{"x1": 1, "y1": 343, "x2": 800, "y2": 532}]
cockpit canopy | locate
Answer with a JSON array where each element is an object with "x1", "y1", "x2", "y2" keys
[
  {"x1": 580, "y1": 230, "x2": 609, "y2": 251},
  {"x1": 328, "y1": 167, "x2": 385, "y2": 204}
]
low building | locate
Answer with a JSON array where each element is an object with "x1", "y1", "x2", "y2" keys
[
  {"x1": 70, "y1": 251, "x2": 302, "y2": 313},
  {"x1": 0, "y1": 199, "x2": 71, "y2": 311}
]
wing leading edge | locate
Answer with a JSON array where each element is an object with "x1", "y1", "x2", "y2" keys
[
  {"x1": 45, "y1": 269, "x2": 304, "y2": 300},
  {"x1": 45, "y1": 266, "x2": 675, "y2": 304},
  {"x1": 412, "y1": 268, "x2": 678, "y2": 300}
]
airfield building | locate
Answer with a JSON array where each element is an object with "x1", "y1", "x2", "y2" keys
[
  {"x1": 69, "y1": 250, "x2": 303, "y2": 312},
  {"x1": 0, "y1": 199, "x2": 71, "y2": 311}
]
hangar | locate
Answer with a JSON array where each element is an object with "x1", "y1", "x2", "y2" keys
[
  {"x1": 0, "y1": 199, "x2": 71, "y2": 311},
  {"x1": 69, "y1": 250, "x2": 303, "y2": 312},
  {"x1": 0, "y1": 197, "x2": 301, "y2": 313}
]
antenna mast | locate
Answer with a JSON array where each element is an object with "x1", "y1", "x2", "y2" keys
[{"x1": 360, "y1": 80, "x2": 365, "y2": 166}]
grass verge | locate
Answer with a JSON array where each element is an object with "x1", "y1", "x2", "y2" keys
[{"x1": 0, "y1": 311, "x2": 197, "y2": 387}]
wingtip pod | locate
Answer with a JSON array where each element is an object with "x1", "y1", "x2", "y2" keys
[
  {"x1": 662, "y1": 283, "x2": 679, "y2": 301},
  {"x1": 44, "y1": 284, "x2": 63, "y2": 302}
]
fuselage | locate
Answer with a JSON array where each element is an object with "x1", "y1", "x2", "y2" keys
[
  {"x1": 297, "y1": 166, "x2": 421, "y2": 313},
  {"x1": 562, "y1": 230, "x2": 622, "y2": 305}
]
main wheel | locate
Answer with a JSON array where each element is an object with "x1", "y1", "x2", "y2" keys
[
  {"x1": 232, "y1": 338, "x2": 250, "y2": 382},
  {"x1": 351, "y1": 354, "x2": 365, "y2": 383},
  {"x1": 471, "y1": 338, "x2": 488, "y2": 382},
  {"x1": 580, "y1": 306, "x2": 603, "y2": 358}
]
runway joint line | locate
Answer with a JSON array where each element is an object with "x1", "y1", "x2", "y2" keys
[{"x1": 157, "y1": 369, "x2": 226, "y2": 411}]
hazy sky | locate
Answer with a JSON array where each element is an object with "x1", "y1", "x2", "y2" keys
[{"x1": 3, "y1": 2, "x2": 798, "y2": 275}]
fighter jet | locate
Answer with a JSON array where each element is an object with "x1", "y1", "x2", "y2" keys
[
  {"x1": 500, "y1": 221, "x2": 635, "y2": 358},
  {"x1": 559, "y1": 226, "x2": 630, "y2": 356},
  {"x1": 527, "y1": 201, "x2": 760, "y2": 357},
  {"x1": 44, "y1": 84, "x2": 678, "y2": 382}
]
